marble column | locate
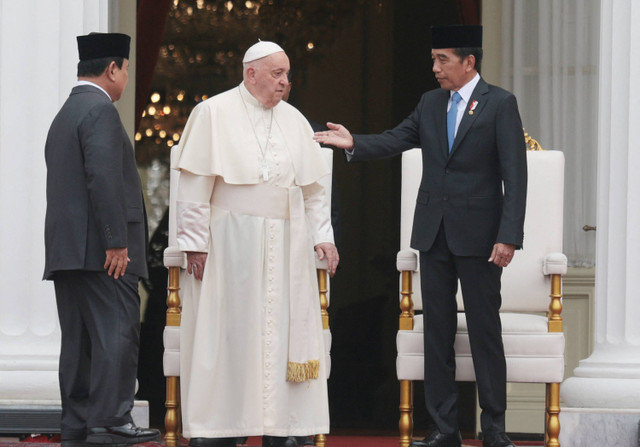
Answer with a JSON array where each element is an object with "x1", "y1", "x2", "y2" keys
[
  {"x1": 560, "y1": 1, "x2": 640, "y2": 446},
  {"x1": 0, "y1": 0, "x2": 146, "y2": 431}
]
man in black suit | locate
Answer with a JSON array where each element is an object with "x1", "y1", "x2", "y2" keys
[
  {"x1": 43, "y1": 33, "x2": 159, "y2": 446},
  {"x1": 314, "y1": 25, "x2": 526, "y2": 447}
]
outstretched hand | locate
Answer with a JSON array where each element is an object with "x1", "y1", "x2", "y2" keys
[{"x1": 313, "y1": 122, "x2": 354, "y2": 150}]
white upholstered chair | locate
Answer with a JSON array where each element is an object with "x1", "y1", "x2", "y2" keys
[
  {"x1": 162, "y1": 146, "x2": 334, "y2": 447},
  {"x1": 396, "y1": 147, "x2": 567, "y2": 447}
]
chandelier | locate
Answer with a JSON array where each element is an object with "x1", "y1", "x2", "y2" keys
[{"x1": 135, "y1": 0, "x2": 377, "y2": 165}]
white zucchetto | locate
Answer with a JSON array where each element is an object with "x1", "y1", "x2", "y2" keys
[{"x1": 242, "y1": 41, "x2": 285, "y2": 63}]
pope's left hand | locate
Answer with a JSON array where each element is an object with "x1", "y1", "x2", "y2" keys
[{"x1": 315, "y1": 242, "x2": 340, "y2": 277}]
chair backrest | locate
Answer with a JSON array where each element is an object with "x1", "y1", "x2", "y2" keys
[
  {"x1": 400, "y1": 148, "x2": 565, "y2": 312},
  {"x1": 316, "y1": 148, "x2": 334, "y2": 304},
  {"x1": 167, "y1": 145, "x2": 181, "y2": 248},
  {"x1": 317, "y1": 148, "x2": 334, "y2": 212}
]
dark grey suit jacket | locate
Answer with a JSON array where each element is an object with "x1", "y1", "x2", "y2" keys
[
  {"x1": 44, "y1": 85, "x2": 148, "y2": 279},
  {"x1": 351, "y1": 78, "x2": 527, "y2": 257}
]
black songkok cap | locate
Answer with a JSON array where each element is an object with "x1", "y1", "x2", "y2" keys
[
  {"x1": 77, "y1": 32, "x2": 131, "y2": 61},
  {"x1": 431, "y1": 25, "x2": 482, "y2": 49}
]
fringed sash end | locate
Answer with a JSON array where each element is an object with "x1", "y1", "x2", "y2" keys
[{"x1": 287, "y1": 359, "x2": 320, "y2": 382}]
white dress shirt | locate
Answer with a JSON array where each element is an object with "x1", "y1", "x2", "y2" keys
[{"x1": 448, "y1": 72, "x2": 481, "y2": 137}]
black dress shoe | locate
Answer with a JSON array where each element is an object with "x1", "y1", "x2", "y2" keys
[
  {"x1": 86, "y1": 422, "x2": 160, "y2": 445},
  {"x1": 482, "y1": 432, "x2": 516, "y2": 447},
  {"x1": 262, "y1": 436, "x2": 298, "y2": 447},
  {"x1": 295, "y1": 436, "x2": 315, "y2": 446},
  {"x1": 409, "y1": 430, "x2": 462, "y2": 447},
  {"x1": 189, "y1": 438, "x2": 237, "y2": 447}
]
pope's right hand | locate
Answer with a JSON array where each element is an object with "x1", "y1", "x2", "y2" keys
[{"x1": 187, "y1": 251, "x2": 207, "y2": 281}]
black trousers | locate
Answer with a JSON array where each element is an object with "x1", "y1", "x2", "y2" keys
[
  {"x1": 53, "y1": 270, "x2": 141, "y2": 440},
  {"x1": 419, "y1": 224, "x2": 506, "y2": 435}
]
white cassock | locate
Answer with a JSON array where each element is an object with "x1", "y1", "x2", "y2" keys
[{"x1": 174, "y1": 82, "x2": 333, "y2": 438}]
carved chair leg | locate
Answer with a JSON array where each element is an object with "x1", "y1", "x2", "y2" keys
[
  {"x1": 165, "y1": 375, "x2": 180, "y2": 447},
  {"x1": 165, "y1": 265, "x2": 182, "y2": 446},
  {"x1": 316, "y1": 266, "x2": 329, "y2": 447},
  {"x1": 546, "y1": 382, "x2": 561, "y2": 447},
  {"x1": 545, "y1": 383, "x2": 551, "y2": 446},
  {"x1": 399, "y1": 379, "x2": 414, "y2": 447}
]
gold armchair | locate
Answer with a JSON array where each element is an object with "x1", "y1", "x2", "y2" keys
[{"x1": 395, "y1": 147, "x2": 567, "y2": 446}]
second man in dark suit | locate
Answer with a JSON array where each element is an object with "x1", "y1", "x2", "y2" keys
[
  {"x1": 43, "y1": 32, "x2": 159, "y2": 446},
  {"x1": 314, "y1": 25, "x2": 527, "y2": 447}
]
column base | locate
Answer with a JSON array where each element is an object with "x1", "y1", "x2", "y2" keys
[
  {"x1": 561, "y1": 376, "x2": 640, "y2": 409},
  {"x1": 559, "y1": 407, "x2": 640, "y2": 447},
  {"x1": 0, "y1": 400, "x2": 150, "y2": 434}
]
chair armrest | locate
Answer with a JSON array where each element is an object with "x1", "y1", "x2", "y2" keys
[
  {"x1": 544, "y1": 253, "x2": 567, "y2": 332},
  {"x1": 397, "y1": 250, "x2": 417, "y2": 330},
  {"x1": 316, "y1": 254, "x2": 329, "y2": 270},
  {"x1": 315, "y1": 253, "x2": 330, "y2": 327},
  {"x1": 164, "y1": 246, "x2": 187, "y2": 269},
  {"x1": 397, "y1": 250, "x2": 418, "y2": 272},
  {"x1": 543, "y1": 253, "x2": 568, "y2": 275}
]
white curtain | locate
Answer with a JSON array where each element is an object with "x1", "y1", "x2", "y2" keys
[{"x1": 500, "y1": 0, "x2": 600, "y2": 267}]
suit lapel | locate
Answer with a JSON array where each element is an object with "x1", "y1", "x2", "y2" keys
[{"x1": 448, "y1": 79, "x2": 489, "y2": 159}]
